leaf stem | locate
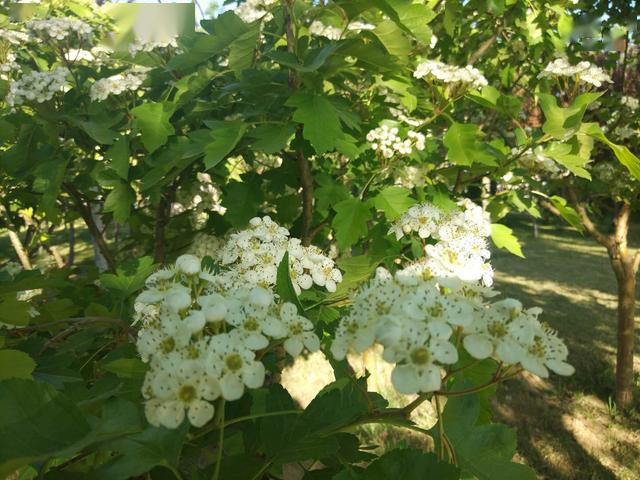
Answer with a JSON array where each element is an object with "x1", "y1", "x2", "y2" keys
[{"x1": 212, "y1": 400, "x2": 226, "y2": 480}]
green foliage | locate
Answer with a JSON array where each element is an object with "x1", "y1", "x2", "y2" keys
[{"x1": 1, "y1": 0, "x2": 638, "y2": 478}]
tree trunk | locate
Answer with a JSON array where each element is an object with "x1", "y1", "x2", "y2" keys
[
  {"x1": 7, "y1": 229, "x2": 32, "y2": 270},
  {"x1": 612, "y1": 257, "x2": 637, "y2": 410}
]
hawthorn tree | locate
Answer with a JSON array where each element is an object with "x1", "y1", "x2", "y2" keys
[{"x1": 0, "y1": 1, "x2": 638, "y2": 479}]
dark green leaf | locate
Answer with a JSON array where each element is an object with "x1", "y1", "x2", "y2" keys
[
  {"x1": 331, "y1": 197, "x2": 373, "y2": 250},
  {"x1": 131, "y1": 102, "x2": 175, "y2": 153}
]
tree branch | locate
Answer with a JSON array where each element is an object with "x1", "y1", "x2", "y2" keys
[
  {"x1": 566, "y1": 186, "x2": 611, "y2": 249},
  {"x1": 64, "y1": 183, "x2": 117, "y2": 272},
  {"x1": 153, "y1": 185, "x2": 176, "y2": 265},
  {"x1": 282, "y1": 0, "x2": 314, "y2": 245}
]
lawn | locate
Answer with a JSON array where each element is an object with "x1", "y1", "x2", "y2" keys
[{"x1": 490, "y1": 221, "x2": 640, "y2": 480}]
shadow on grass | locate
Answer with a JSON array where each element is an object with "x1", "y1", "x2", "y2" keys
[{"x1": 491, "y1": 226, "x2": 640, "y2": 479}]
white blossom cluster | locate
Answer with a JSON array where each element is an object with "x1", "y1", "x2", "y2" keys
[
  {"x1": 309, "y1": 21, "x2": 342, "y2": 40},
  {"x1": 26, "y1": 17, "x2": 93, "y2": 42},
  {"x1": 236, "y1": 0, "x2": 277, "y2": 23},
  {"x1": 389, "y1": 200, "x2": 493, "y2": 285},
  {"x1": 173, "y1": 173, "x2": 225, "y2": 228},
  {"x1": 6, "y1": 67, "x2": 69, "y2": 106},
  {"x1": 366, "y1": 124, "x2": 426, "y2": 158},
  {"x1": 129, "y1": 37, "x2": 179, "y2": 56},
  {"x1": 389, "y1": 106, "x2": 423, "y2": 127},
  {"x1": 613, "y1": 125, "x2": 637, "y2": 140},
  {"x1": 621, "y1": 96, "x2": 639, "y2": 111},
  {"x1": 414, "y1": 60, "x2": 488, "y2": 89},
  {"x1": 0, "y1": 52, "x2": 19, "y2": 79},
  {"x1": 136, "y1": 254, "x2": 320, "y2": 429},
  {"x1": 65, "y1": 46, "x2": 113, "y2": 65},
  {"x1": 538, "y1": 58, "x2": 612, "y2": 87},
  {"x1": 213, "y1": 217, "x2": 343, "y2": 294},
  {"x1": 395, "y1": 165, "x2": 430, "y2": 189},
  {"x1": 89, "y1": 67, "x2": 150, "y2": 102},
  {"x1": 0, "y1": 28, "x2": 30, "y2": 45},
  {"x1": 331, "y1": 262, "x2": 573, "y2": 395}
]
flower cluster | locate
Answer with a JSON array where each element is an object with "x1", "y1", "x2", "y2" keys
[
  {"x1": 309, "y1": 21, "x2": 342, "y2": 40},
  {"x1": 331, "y1": 258, "x2": 573, "y2": 395},
  {"x1": 89, "y1": 67, "x2": 149, "y2": 102},
  {"x1": 389, "y1": 199, "x2": 493, "y2": 285},
  {"x1": 366, "y1": 124, "x2": 426, "y2": 158},
  {"x1": 0, "y1": 28, "x2": 30, "y2": 45},
  {"x1": 129, "y1": 37, "x2": 179, "y2": 56},
  {"x1": 0, "y1": 52, "x2": 19, "y2": 79},
  {"x1": 136, "y1": 254, "x2": 320, "y2": 429},
  {"x1": 173, "y1": 172, "x2": 225, "y2": 228},
  {"x1": 621, "y1": 96, "x2": 639, "y2": 111},
  {"x1": 538, "y1": 58, "x2": 612, "y2": 87},
  {"x1": 6, "y1": 68, "x2": 69, "y2": 106},
  {"x1": 27, "y1": 17, "x2": 93, "y2": 42},
  {"x1": 236, "y1": 0, "x2": 277, "y2": 23},
  {"x1": 214, "y1": 217, "x2": 343, "y2": 294},
  {"x1": 414, "y1": 60, "x2": 488, "y2": 89}
]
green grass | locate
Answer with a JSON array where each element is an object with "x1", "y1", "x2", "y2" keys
[{"x1": 491, "y1": 221, "x2": 640, "y2": 480}]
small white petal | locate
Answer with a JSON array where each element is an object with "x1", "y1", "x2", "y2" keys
[
  {"x1": 391, "y1": 364, "x2": 419, "y2": 394},
  {"x1": 188, "y1": 400, "x2": 214, "y2": 427}
]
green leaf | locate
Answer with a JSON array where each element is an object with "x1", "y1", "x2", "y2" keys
[
  {"x1": 267, "y1": 42, "x2": 344, "y2": 72},
  {"x1": 0, "y1": 379, "x2": 91, "y2": 476},
  {"x1": 0, "y1": 350, "x2": 36, "y2": 380},
  {"x1": 103, "y1": 182, "x2": 135, "y2": 223},
  {"x1": 543, "y1": 142, "x2": 591, "y2": 179},
  {"x1": 131, "y1": 102, "x2": 175, "y2": 153},
  {"x1": 93, "y1": 423, "x2": 188, "y2": 480},
  {"x1": 228, "y1": 23, "x2": 260, "y2": 77},
  {"x1": 539, "y1": 92, "x2": 602, "y2": 140},
  {"x1": 444, "y1": 123, "x2": 496, "y2": 166},
  {"x1": 0, "y1": 294, "x2": 33, "y2": 327},
  {"x1": 286, "y1": 91, "x2": 345, "y2": 153},
  {"x1": 332, "y1": 197, "x2": 373, "y2": 250},
  {"x1": 276, "y1": 252, "x2": 304, "y2": 313},
  {"x1": 441, "y1": 393, "x2": 537, "y2": 480},
  {"x1": 77, "y1": 120, "x2": 118, "y2": 145},
  {"x1": 373, "y1": 20, "x2": 411, "y2": 58},
  {"x1": 353, "y1": 448, "x2": 459, "y2": 479},
  {"x1": 102, "y1": 357, "x2": 148, "y2": 379},
  {"x1": 373, "y1": 186, "x2": 416, "y2": 221},
  {"x1": 582, "y1": 123, "x2": 640, "y2": 180},
  {"x1": 249, "y1": 123, "x2": 296, "y2": 153},
  {"x1": 202, "y1": 120, "x2": 247, "y2": 169},
  {"x1": 100, "y1": 256, "x2": 155, "y2": 298},
  {"x1": 105, "y1": 136, "x2": 130, "y2": 180},
  {"x1": 221, "y1": 177, "x2": 263, "y2": 227},
  {"x1": 548, "y1": 195, "x2": 584, "y2": 232},
  {"x1": 490, "y1": 224, "x2": 524, "y2": 258}
]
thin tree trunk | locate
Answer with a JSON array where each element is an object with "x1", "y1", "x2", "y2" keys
[
  {"x1": 7, "y1": 229, "x2": 32, "y2": 269},
  {"x1": 65, "y1": 223, "x2": 75, "y2": 268},
  {"x1": 613, "y1": 259, "x2": 636, "y2": 410}
]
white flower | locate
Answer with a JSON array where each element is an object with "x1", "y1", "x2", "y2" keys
[
  {"x1": 538, "y1": 58, "x2": 612, "y2": 87},
  {"x1": 414, "y1": 60, "x2": 488, "y2": 89},
  {"x1": 621, "y1": 96, "x2": 639, "y2": 111},
  {"x1": 207, "y1": 335, "x2": 265, "y2": 400},
  {"x1": 129, "y1": 36, "x2": 178, "y2": 56},
  {"x1": 6, "y1": 68, "x2": 69, "y2": 106},
  {"x1": 27, "y1": 17, "x2": 93, "y2": 42},
  {"x1": 89, "y1": 67, "x2": 149, "y2": 102},
  {"x1": 519, "y1": 325, "x2": 574, "y2": 378},
  {"x1": 309, "y1": 21, "x2": 342, "y2": 40},
  {"x1": 236, "y1": 0, "x2": 276, "y2": 23},
  {"x1": 366, "y1": 124, "x2": 426, "y2": 159},
  {"x1": 175, "y1": 254, "x2": 201, "y2": 276},
  {"x1": 144, "y1": 360, "x2": 219, "y2": 428},
  {"x1": 386, "y1": 327, "x2": 456, "y2": 394},
  {"x1": 0, "y1": 28, "x2": 30, "y2": 45},
  {"x1": 280, "y1": 303, "x2": 320, "y2": 357}
]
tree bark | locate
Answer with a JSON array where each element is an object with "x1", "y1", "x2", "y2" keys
[
  {"x1": 7, "y1": 229, "x2": 32, "y2": 269},
  {"x1": 612, "y1": 257, "x2": 636, "y2": 410}
]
